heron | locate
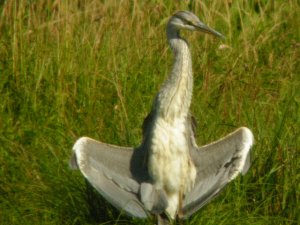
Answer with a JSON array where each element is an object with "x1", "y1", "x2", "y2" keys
[{"x1": 70, "y1": 11, "x2": 254, "y2": 224}]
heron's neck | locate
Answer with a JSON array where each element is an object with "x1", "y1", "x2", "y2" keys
[{"x1": 155, "y1": 28, "x2": 193, "y2": 123}]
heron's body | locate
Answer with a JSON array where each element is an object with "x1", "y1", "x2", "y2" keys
[
  {"x1": 147, "y1": 22, "x2": 196, "y2": 217},
  {"x1": 70, "y1": 11, "x2": 254, "y2": 224},
  {"x1": 148, "y1": 117, "x2": 197, "y2": 216}
]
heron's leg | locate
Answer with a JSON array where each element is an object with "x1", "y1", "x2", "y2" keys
[
  {"x1": 178, "y1": 190, "x2": 184, "y2": 219},
  {"x1": 157, "y1": 214, "x2": 171, "y2": 225}
]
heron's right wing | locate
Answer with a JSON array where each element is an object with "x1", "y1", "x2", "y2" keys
[
  {"x1": 71, "y1": 137, "x2": 148, "y2": 218},
  {"x1": 182, "y1": 127, "x2": 254, "y2": 218}
]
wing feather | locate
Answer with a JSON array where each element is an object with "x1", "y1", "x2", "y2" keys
[
  {"x1": 71, "y1": 137, "x2": 168, "y2": 218},
  {"x1": 71, "y1": 137, "x2": 148, "y2": 218},
  {"x1": 182, "y1": 127, "x2": 254, "y2": 218}
]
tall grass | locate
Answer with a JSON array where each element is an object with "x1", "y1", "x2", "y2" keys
[{"x1": 0, "y1": 0, "x2": 299, "y2": 224}]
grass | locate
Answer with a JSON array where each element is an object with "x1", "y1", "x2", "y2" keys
[{"x1": 0, "y1": 0, "x2": 299, "y2": 224}]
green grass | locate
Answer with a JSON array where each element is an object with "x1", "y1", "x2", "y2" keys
[{"x1": 0, "y1": 0, "x2": 299, "y2": 224}]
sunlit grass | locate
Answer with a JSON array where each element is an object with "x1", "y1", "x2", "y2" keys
[{"x1": 0, "y1": 0, "x2": 299, "y2": 224}]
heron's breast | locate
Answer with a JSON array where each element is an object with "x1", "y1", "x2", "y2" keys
[
  {"x1": 151, "y1": 117, "x2": 188, "y2": 153},
  {"x1": 148, "y1": 117, "x2": 196, "y2": 193}
]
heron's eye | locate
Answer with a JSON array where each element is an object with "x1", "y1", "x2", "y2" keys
[{"x1": 185, "y1": 20, "x2": 195, "y2": 27}]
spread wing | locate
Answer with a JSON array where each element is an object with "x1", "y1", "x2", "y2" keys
[
  {"x1": 182, "y1": 127, "x2": 254, "y2": 218},
  {"x1": 70, "y1": 137, "x2": 168, "y2": 218}
]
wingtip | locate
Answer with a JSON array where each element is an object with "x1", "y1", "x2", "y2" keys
[
  {"x1": 240, "y1": 126, "x2": 254, "y2": 147},
  {"x1": 71, "y1": 137, "x2": 90, "y2": 171},
  {"x1": 238, "y1": 127, "x2": 254, "y2": 175},
  {"x1": 225, "y1": 127, "x2": 254, "y2": 178}
]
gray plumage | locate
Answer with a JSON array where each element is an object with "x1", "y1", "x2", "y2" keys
[{"x1": 70, "y1": 11, "x2": 253, "y2": 224}]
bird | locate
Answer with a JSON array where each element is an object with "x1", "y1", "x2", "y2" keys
[{"x1": 70, "y1": 11, "x2": 254, "y2": 224}]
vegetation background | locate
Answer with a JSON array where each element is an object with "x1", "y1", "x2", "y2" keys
[{"x1": 0, "y1": 0, "x2": 299, "y2": 224}]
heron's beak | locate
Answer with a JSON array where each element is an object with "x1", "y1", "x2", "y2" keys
[{"x1": 195, "y1": 22, "x2": 225, "y2": 39}]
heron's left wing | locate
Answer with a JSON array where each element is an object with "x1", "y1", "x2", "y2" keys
[
  {"x1": 182, "y1": 127, "x2": 254, "y2": 218},
  {"x1": 70, "y1": 137, "x2": 148, "y2": 218},
  {"x1": 70, "y1": 137, "x2": 168, "y2": 218}
]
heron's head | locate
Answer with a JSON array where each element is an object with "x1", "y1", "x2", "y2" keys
[{"x1": 168, "y1": 11, "x2": 225, "y2": 39}]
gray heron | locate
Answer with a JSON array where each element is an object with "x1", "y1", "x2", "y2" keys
[{"x1": 70, "y1": 11, "x2": 254, "y2": 224}]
